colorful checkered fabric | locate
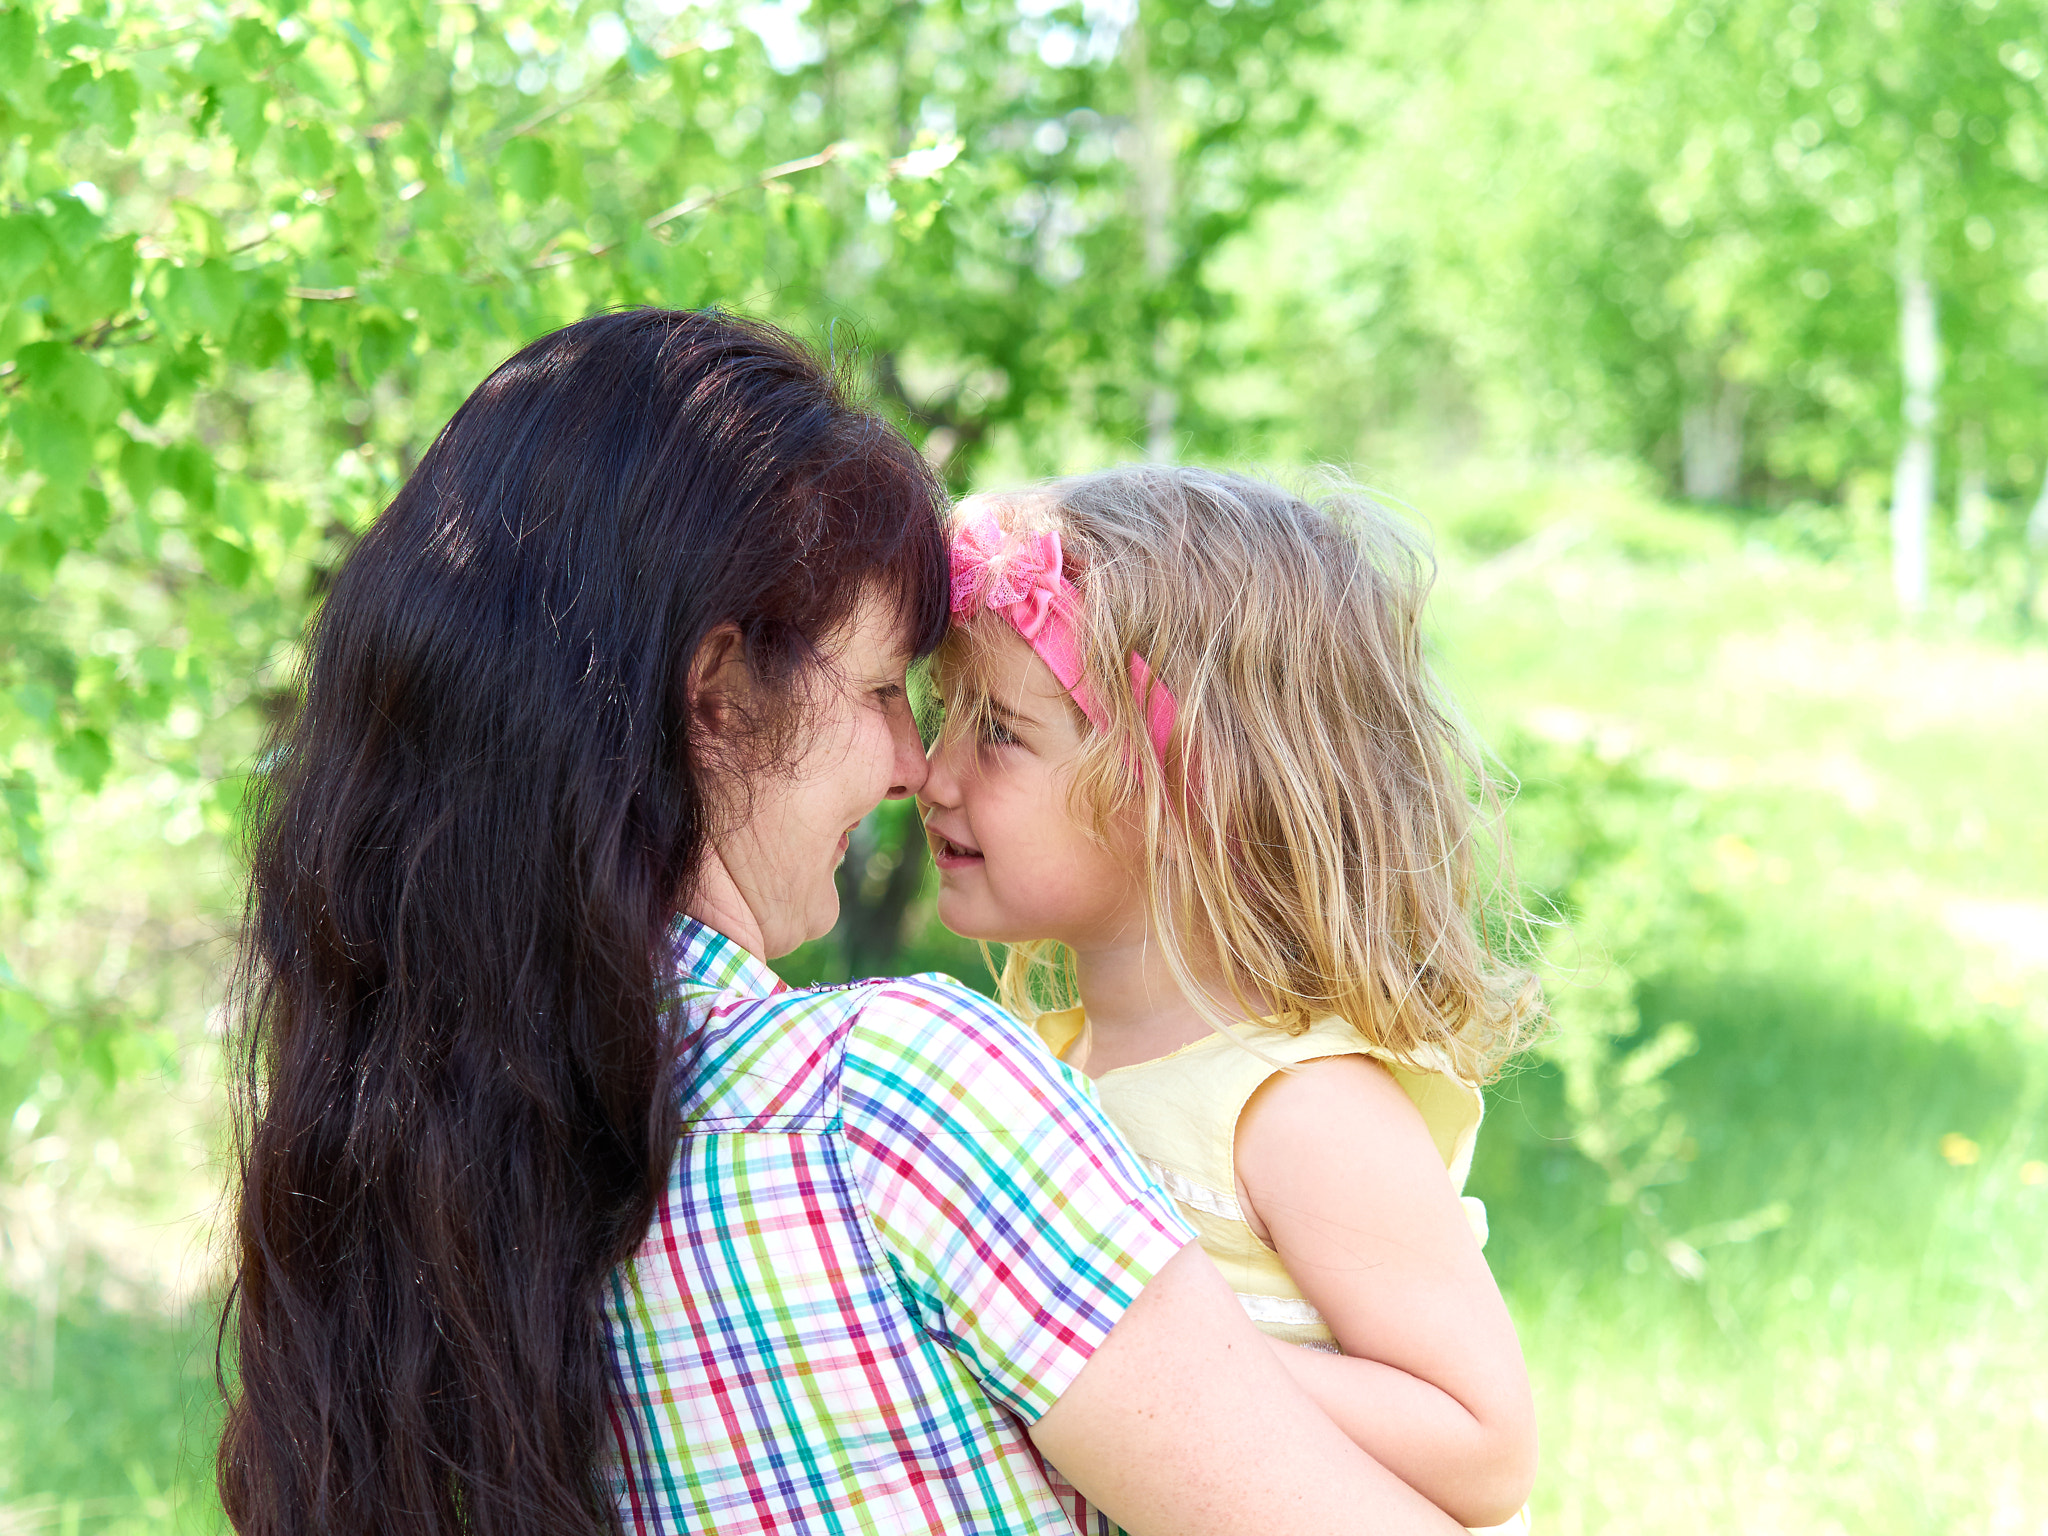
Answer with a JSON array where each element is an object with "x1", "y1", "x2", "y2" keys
[{"x1": 605, "y1": 918, "x2": 1195, "y2": 1535}]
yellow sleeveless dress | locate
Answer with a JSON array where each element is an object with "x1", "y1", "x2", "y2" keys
[{"x1": 1034, "y1": 1009, "x2": 1529, "y2": 1536}]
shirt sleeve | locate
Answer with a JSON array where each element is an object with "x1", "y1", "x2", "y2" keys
[{"x1": 838, "y1": 975, "x2": 1196, "y2": 1423}]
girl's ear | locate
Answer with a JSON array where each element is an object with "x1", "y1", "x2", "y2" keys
[{"x1": 686, "y1": 623, "x2": 752, "y2": 740}]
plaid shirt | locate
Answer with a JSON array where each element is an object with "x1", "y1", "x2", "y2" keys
[{"x1": 605, "y1": 919, "x2": 1194, "y2": 1535}]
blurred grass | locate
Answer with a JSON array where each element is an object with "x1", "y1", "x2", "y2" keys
[
  {"x1": 1417, "y1": 465, "x2": 2048, "y2": 1535},
  {"x1": 0, "y1": 1288, "x2": 224, "y2": 1535},
  {"x1": 4, "y1": 468, "x2": 2044, "y2": 1533}
]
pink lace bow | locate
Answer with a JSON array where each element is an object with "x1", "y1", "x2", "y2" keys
[{"x1": 947, "y1": 506, "x2": 1177, "y2": 760}]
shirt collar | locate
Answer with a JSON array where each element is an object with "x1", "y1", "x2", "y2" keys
[{"x1": 669, "y1": 915, "x2": 789, "y2": 999}]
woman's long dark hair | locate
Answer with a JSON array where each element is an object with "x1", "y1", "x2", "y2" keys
[{"x1": 219, "y1": 310, "x2": 949, "y2": 1536}]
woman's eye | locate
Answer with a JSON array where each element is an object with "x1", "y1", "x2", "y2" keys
[{"x1": 874, "y1": 683, "x2": 904, "y2": 703}]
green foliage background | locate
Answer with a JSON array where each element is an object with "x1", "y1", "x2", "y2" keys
[{"x1": 3, "y1": 0, "x2": 2046, "y2": 1531}]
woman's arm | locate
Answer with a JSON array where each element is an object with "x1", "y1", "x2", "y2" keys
[
  {"x1": 1234, "y1": 1055, "x2": 1538, "y2": 1529},
  {"x1": 1029, "y1": 1240, "x2": 1468, "y2": 1536}
]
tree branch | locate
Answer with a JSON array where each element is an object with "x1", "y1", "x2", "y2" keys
[
  {"x1": 872, "y1": 351, "x2": 989, "y2": 479},
  {"x1": 530, "y1": 144, "x2": 850, "y2": 271}
]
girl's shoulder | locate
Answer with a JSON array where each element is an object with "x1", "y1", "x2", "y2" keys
[
  {"x1": 1089, "y1": 1013, "x2": 1487, "y2": 1189},
  {"x1": 1264, "y1": 1019, "x2": 1488, "y2": 1190}
]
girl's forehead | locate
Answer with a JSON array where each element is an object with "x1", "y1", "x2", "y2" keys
[{"x1": 941, "y1": 618, "x2": 1065, "y2": 711}]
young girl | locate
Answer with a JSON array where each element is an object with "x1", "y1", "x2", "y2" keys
[{"x1": 919, "y1": 466, "x2": 1542, "y2": 1534}]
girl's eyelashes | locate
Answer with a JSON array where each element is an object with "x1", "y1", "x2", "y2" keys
[{"x1": 978, "y1": 716, "x2": 1020, "y2": 748}]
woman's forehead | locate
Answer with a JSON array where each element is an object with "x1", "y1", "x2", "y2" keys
[{"x1": 833, "y1": 587, "x2": 919, "y2": 670}]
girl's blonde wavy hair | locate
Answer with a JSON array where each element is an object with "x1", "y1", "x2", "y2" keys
[{"x1": 933, "y1": 465, "x2": 1542, "y2": 1085}]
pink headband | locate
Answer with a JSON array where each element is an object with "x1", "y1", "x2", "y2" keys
[{"x1": 947, "y1": 506, "x2": 1178, "y2": 760}]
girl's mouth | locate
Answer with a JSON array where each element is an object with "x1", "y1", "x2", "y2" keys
[{"x1": 929, "y1": 830, "x2": 984, "y2": 869}]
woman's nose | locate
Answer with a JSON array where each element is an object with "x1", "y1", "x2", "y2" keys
[{"x1": 885, "y1": 695, "x2": 930, "y2": 800}]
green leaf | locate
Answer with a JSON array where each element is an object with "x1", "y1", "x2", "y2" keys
[
  {"x1": 97, "y1": 65, "x2": 139, "y2": 147},
  {"x1": 502, "y1": 137, "x2": 556, "y2": 204},
  {"x1": 0, "y1": 982, "x2": 49, "y2": 1064},
  {"x1": 54, "y1": 727, "x2": 111, "y2": 791},
  {"x1": 170, "y1": 202, "x2": 228, "y2": 260},
  {"x1": 12, "y1": 682, "x2": 56, "y2": 729},
  {"x1": 29, "y1": 479, "x2": 87, "y2": 556},
  {"x1": 160, "y1": 441, "x2": 217, "y2": 514},
  {"x1": 44, "y1": 61, "x2": 93, "y2": 127},
  {"x1": 0, "y1": 1009, "x2": 32, "y2": 1068},
  {"x1": 353, "y1": 310, "x2": 411, "y2": 385},
  {"x1": 196, "y1": 531, "x2": 254, "y2": 587},
  {"x1": 337, "y1": 16, "x2": 381, "y2": 63},
  {"x1": 41, "y1": 194, "x2": 102, "y2": 254},
  {"x1": 155, "y1": 259, "x2": 243, "y2": 340},
  {"x1": 301, "y1": 333, "x2": 338, "y2": 383},
  {"x1": 2, "y1": 769, "x2": 43, "y2": 879},
  {"x1": 119, "y1": 437, "x2": 159, "y2": 504},
  {"x1": 83, "y1": 1026, "x2": 117, "y2": 1088},
  {"x1": 235, "y1": 305, "x2": 290, "y2": 368},
  {"x1": 283, "y1": 121, "x2": 337, "y2": 184},
  {"x1": 0, "y1": 303, "x2": 30, "y2": 366},
  {"x1": 231, "y1": 16, "x2": 275, "y2": 69},
  {"x1": 14, "y1": 340, "x2": 116, "y2": 421},
  {"x1": 3, "y1": 521, "x2": 67, "y2": 584},
  {"x1": 209, "y1": 772, "x2": 251, "y2": 833},
  {"x1": 216, "y1": 474, "x2": 261, "y2": 536},
  {"x1": 0, "y1": 216, "x2": 51, "y2": 297},
  {"x1": 132, "y1": 497, "x2": 160, "y2": 560},
  {"x1": 63, "y1": 239, "x2": 139, "y2": 319},
  {"x1": 0, "y1": 7, "x2": 37, "y2": 85},
  {"x1": 74, "y1": 489, "x2": 112, "y2": 548},
  {"x1": 77, "y1": 486, "x2": 110, "y2": 545},
  {"x1": 219, "y1": 82, "x2": 271, "y2": 160},
  {"x1": 9, "y1": 401, "x2": 94, "y2": 488}
]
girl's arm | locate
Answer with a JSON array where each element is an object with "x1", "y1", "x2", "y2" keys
[{"x1": 1234, "y1": 1055, "x2": 1538, "y2": 1529}]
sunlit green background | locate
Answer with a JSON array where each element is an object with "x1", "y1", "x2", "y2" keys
[{"x1": 3, "y1": 0, "x2": 2044, "y2": 1531}]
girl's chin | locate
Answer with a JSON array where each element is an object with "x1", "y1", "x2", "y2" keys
[{"x1": 934, "y1": 893, "x2": 1002, "y2": 945}]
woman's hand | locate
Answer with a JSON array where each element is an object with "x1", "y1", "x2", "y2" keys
[{"x1": 1029, "y1": 1241, "x2": 1469, "y2": 1536}]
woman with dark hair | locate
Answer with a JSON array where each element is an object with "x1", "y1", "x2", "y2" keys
[{"x1": 220, "y1": 308, "x2": 1461, "y2": 1536}]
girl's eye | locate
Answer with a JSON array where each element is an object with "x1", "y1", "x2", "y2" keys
[{"x1": 978, "y1": 717, "x2": 1019, "y2": 748}]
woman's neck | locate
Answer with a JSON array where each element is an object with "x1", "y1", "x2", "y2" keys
[
  {"x1": 1069, "y1": 931, "x2": 1255, "y2": 1077},
  {"x1": 685, "y1": 850, "x2": 768, "y2": 959}
]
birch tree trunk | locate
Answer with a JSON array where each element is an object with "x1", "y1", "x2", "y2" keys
[
  {"x1": 1955, "y1": 421, "x2": 1989, "y2": 552},
  {"x1": 1680, "y1": 371, "x2": 1747, "y2": 503},
  {"x1": 2022, "y1": 465, "x2": 2048, "y2": 627},
  {"x1": 1890, "y1": 166, "x2": 1940, "y2": 615},
  {"x1": 1126, "y1": 11, "x2": 1176, "y2": 461}
]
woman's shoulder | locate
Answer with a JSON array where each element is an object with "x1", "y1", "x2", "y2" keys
[
  {"x1": 835, "y1": 973, "x2": 1104, "y2": 1130},
  {"x1": 833, "y1": 970, "x2": 1023, "y2": 1051}
]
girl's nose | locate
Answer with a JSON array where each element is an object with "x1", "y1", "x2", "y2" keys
[{"x1": 919, "y1": 731, "x2": 962, "y2": 812}]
